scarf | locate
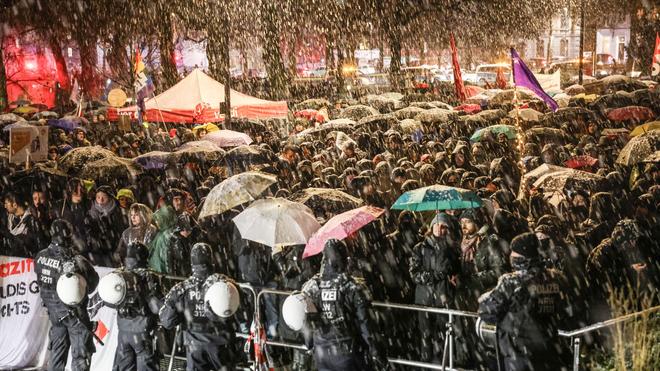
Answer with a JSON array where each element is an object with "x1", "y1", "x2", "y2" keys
[
  {"x1": 90, "y1": 200, "x2": 116, "y2": 219},
  {"x1": 8, "y1": 209, "x2": 31, "y2": 236},
  {"x1": 461, "y1": 234, "x2": 479, "y2": 263}
]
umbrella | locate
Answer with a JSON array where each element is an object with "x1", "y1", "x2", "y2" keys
[
  {"x1": 616, "y1": 130, "x2": 660, "y2": 166},
  {"x1": 174, "y1": 140, "x2": 225, "y2": 163},
  {"x1": 296, "y1": 98, "x2": 330, "y2": 111},
  {"x1": 339, "y1": 105, "x2": 379, "y2": 121},
  {"x1": 232, "y1": 198, "x2": 321, "y2": 248},
  {"x1": 409, "y1": 102, "x2": 436, "y2": 110},
  {"x1": 79, "y1": 156, "x2": 142, "y2": 181},
  {"x1": 564, "y1": 155, "x2": 598, "y2": 169},
  {"x1": 630, "y1": 121, "x2": 660, "y2": 137},
  {"x1": 294, "y1": 109, "x2": 327, "y2": 123},
  {"x1": 533, "y1": 169, "x2": 604, "y2": 194},
  {"x1": 298, "y1": 119, "x2": 355, "y2": 136},
  {"x1": 642, "y1": 151, "x2": 660, "y2": 163},
  {"x1": 517, "y1": 164, "x2": 570, "y2": 199},
  {"x1": 198, "y1": 171, "x2": 277, "y2": 219},
  {"x1": 47, "y1": 118, "x2": 80, "y2": 131},
  {"x1": 290, "y1": 188, "x2": 363, "y2": 220},
  {"x1": 2, "y1": 122, "x2": 39, "y2": 135},
  {"x1": 225, "y1": 145, "x2": 276, "y2": 172},
  {"x1": 602, "y1": 128, "x2": 630, "y2": 137},
  {"x1": 399, "y1": 119, "x2": 423, "y2": 134},
  {"x1": 392, "y1": 185, "x2": 483, "y2": 211},
  {"x1": 0, "y1": 113, "x2": 26, "y2": 124},
  {"x1": 33, "y1": 163, "x2": 68, "y2": 178},
  {"x1": 12, "y1": 105, "x2": 39, "y2": 114},
  {"x1": 564, "y1": 84, "x2": 585, "y2": 96},
  {"x1": 508, "y1": 108, "x2": 542, "y2": 122},
  {"x1": 524, "y1": 127, "x2": 570, "y2": 145},
  {"x1": 32, "y1": 111, "x2": 59, "y2": 120},
  {"x1": 455, "y1": 104, "x2": 482, "y2": 114},
  {"x1": 192, "y1": 123, "x2": 220, "y2": 136},
  {"x1": 133, "y1": 151, "x2": 173, "y2": 169},
  {"x1": 470, "y1": 124, "x2": 518, "y2": 142},
  {"x1": 202, "y1": 129, "x2": 252, "y2": 148},
  {"x1": 490, "y1": 89, "x2": 536, "y2": 104},
  {"x1": 394, "y1": 106, "x2": 426, "y2": 120},
  {"x1": 464, "y1": 85, "x2": 484, "y2": 98},
  {"x1": 415, "y1": 108, "x2": 457, "y2": 124},
  {"x1": 607, "y1": 106, "x2": 655, "y2": 122},
  {"x1": 355, "y1": 114, "x2": 398, "y2": 131},
  {"x1": 303, "y1": 206, "x2": 384, "y2": 258},
  {"x1": 58, "y1": 146, "x2": 117, "y2": 172}
]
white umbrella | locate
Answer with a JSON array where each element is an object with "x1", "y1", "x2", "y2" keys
[
  {"x1": 203, "y1": 129, "x2": 253, "y2": 148},
  {"x1": 198, "y1": 171, "x2": 277, "y2": 219},
  {"x1": 233, "y1": 198, "x2": 321, "y2": 247}
]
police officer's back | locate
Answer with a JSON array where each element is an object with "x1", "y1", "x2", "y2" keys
[
  {"x1": 99, "y1": 242, "x2": 163, "y2": 371},
  {"x1": 34, "y1": 219, "x2": 99, "y2": 371},
  {"x1": 479, "y1": 233, "x2": 572, "y2": 371},
  {"x1": 301, "y1": 239, "x2": 386, "y2": 371},
  {"x1": 159, "y1": 243, "x2": 237, "y2": 371}
]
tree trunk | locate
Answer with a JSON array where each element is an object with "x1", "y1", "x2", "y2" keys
[
  {"x1": 260, "y1": 1, "x2": 289, "y2": 99},
  {"x1": 0, "y1": 39, "x2": 7, "y2": 111},
  {"x1": 206, "y1": 28, "x2": 227, "y2": 84},
  {"x1": 48, "y1": 36, "x2": 69, "y2": 90},
  {"x1": 387, "y1": 27, "x2": 402, "y2": 90},
  {"x1": 77, "y1": 37, "x2": 99, "y2": 98},
  {"x1": 107, "y1": 36, "x2": 130, "y2": 88},
  {"x1": 158, "y1": 12, "x2": 179, "y2": 90}
]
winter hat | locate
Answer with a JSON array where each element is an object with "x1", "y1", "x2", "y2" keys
[
  {"x1": 430, "y1": 213, "x2": 450, "y2": 228},
  {"x1": 459, "y1": 209, "x2": 484, "y2": 226},
  {"x1": 116, "y1": 188, "x2": 135, "y2": 202},
  {"x1": 95, "y1": 185, "x2": 115, "y2": 199},
  {"x1": 510, "y1": 232, "x2": 540, "y2": 258}
]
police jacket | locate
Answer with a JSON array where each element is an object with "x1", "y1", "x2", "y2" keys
[
  {"x1": 34, "y1": 242, "x2": 99, "y2": 321},
  {"x1": 115, "y1": 267, "x2": 163, "y2": 332},
  {"x1": 301, "y1": 267, "x2": 379, "y2": 353},
  {"x1": 159, "y1": 269, "x2": 236, "y2": 346},
  {"x1": 478, "y1": 259, "x2": 571, "y2": 366}
]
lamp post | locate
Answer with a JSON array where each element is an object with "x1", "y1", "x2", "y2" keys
[{"x1": 578, "y1": 0, "x2": 585, "y2": 85}]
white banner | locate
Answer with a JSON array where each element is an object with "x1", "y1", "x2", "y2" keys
[
  {"x1": 0, "y1": 256, "x2": 118, "y2": 370},
  {"x1": 535, "y1": 70, "x2": 561, "y2": 92}
]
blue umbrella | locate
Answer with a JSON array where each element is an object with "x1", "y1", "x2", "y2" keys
[
  {"x1": 391, "y1": 185, "x2": 483, "y2": 211},
  {"x1": 133, "y1": 151, "x2": 173, "y2": 170},
  {"x1": 47, "y1": 116, "x2": 88, "y2": 132}
]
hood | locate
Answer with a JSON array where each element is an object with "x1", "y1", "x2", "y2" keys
[{"x1": 153, "y1": 205, "x2": 177, "y2": 231}]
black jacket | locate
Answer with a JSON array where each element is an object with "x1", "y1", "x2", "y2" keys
[
  {"x1": 159, "y1": 271, "x2": 237, "y2": 346},
  {"x1": 478, "y1": 261, "x2": 572, "y2": 371},
  {"x1": 410, "y1": 235, "x2": 460, "y2": 306},
  {"x1": 34, "y1": 242, "x2": 99, "y2": 321}
]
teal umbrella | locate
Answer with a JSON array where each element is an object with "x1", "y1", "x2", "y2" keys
[
  {"x1": 470, "y1": 124, "x2": 518, "y2": 142},
  {"x1": 391, "y1": 185, "x2": 483, "y2": 211}
]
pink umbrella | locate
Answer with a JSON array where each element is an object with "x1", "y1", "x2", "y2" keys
[
  {"x1": 203, "y1": 129, "x2": 253, "y2": 148},
  {"x1": 303, "y1": 206, "x2": 384, "y2": 258}
]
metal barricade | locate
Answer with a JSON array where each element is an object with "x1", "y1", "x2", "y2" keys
[{"x1": 158, "y1": 274, "x2": 660, "y2": 371}]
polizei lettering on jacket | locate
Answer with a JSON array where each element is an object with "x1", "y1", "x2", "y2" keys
[{"x1": 35, "y1": 256, "x2": 61, "y2": 270}]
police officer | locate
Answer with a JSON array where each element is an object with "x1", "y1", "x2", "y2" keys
[
  {"x1": 478, "y1": 232, "x2": 572, "y2": 371},
  {"x1": 159, "y1": 242, "x2": 238, "y2": 371},
  {"x1": 107, "y1": 242, "x2": 163, "y2": 371},
  {"x1": 301, "y1": 239, "x2": 386, "y2": 371},
  {"x1": 34, "y1": 219, "x2": 99, "y2": 371}
]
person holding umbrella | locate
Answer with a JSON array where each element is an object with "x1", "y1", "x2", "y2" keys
[{"x1": 409, "y1": 213, "x2": 461, "y2": 363}]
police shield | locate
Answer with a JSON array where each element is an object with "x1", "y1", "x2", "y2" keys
[
  {"x1": 203, "y1": 274, "x2": 240, "y2": 318},
  {"x1": 282, "y1": 292, "x2": 317, "y2": 331},
  {"x1": 56, "y1": 273, "x2": 88, "y2": 306}
]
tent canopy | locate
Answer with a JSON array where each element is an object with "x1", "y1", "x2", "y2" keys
[{"x1": 108, "y1": 69, "x2": 288, "y2": 123}]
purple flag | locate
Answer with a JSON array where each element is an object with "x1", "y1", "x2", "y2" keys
[{"x1": 511, "y1": 48, "x2": 558, "y2": 111}]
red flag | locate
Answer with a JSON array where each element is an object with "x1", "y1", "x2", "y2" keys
[
  {"x1": 496, "y1": 67, "x2": 507, "y2": 89},
  {"x1": 450, "y1": 33, "x2": 466, "y2": 102},
  {"x1": 652, "y1": 33, "x2": 660, "y2": 77}
]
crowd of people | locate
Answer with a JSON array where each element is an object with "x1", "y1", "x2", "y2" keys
[{"x1": 2, "y1": 79, "x2": 660, "y2": 370}]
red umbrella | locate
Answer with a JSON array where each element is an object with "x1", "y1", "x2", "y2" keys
[
  {"x1": 303, "y1": 206, "x2": 384, "y2": 258},
  {"x1": 455, "y1": 103, "x2": 482, "y2": 114},
  {"x1": 295, "y1": 109, "x2": 326, "y2": 123},
  {"x1": 564, "y1": 155, "x2": 598, "y2": 170},
  {"x1": 464, "y1": 85, "x2": 484, "y2": 98},
  {"x1": 607, "y1": 106, "x2": 655, "y2": 122}
]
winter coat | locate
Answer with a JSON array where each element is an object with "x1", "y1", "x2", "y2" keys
[
  {"x1": 149, "y1": 205, "x2": 188, "y2": 275},
  {"x1": 478, "y1": 260, "x2": 572, "y2": 371},
  {"x1": 86, "y1": 201, "x2": 126, "y2": 267},
  {"x1": 1, "y1": 210, "x2": 46, "y2": 257},
  {"x1": 410, "y1": 235, "x2": 460, "y2": 307}
]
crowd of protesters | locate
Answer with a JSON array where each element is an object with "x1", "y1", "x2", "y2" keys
[{"x1": 1, "y1": 79, "x2": 659, "y2": 369}]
